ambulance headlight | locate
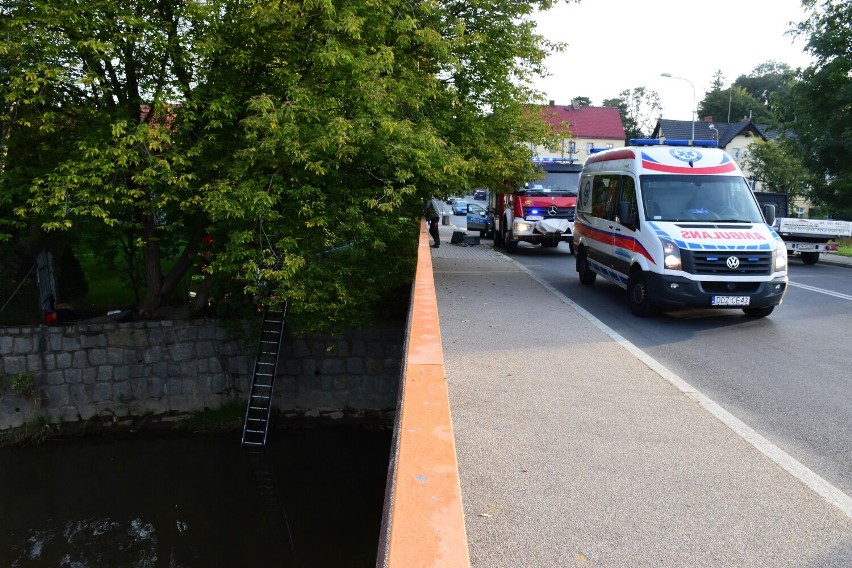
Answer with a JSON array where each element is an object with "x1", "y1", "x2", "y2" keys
[
  {"x1": 514, "y1": 221, "x2": 532, "y2": 233},
  {"x1": 774, "y1": 245, "x2": 788, "y2": 271},
  {"x1": 660, "y1": 237, "x2": 682, "y2": 270}
]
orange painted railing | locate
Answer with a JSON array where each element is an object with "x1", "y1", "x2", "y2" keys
[{"x1": 376, "y1": 221, "x2": 470, "y2": 568}]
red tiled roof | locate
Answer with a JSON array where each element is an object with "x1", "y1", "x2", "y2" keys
[{"x1": 538, "y1": 104, "x2": 625, "y2": 140}]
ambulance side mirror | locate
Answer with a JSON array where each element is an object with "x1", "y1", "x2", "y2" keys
[{"x1": 762, "y1": 203, "x2": 776, "y2": 226}]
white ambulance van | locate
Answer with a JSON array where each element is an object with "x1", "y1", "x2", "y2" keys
[{"x1": 573, "y1": 139, "x2": 788, "y2": 318}]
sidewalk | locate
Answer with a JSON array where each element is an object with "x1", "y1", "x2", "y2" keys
[{"x1": 430, "y1": 222, "x2": 852, "y2": 567}]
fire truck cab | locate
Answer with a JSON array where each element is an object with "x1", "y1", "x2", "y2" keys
[{"x1": 492, "y1": 159, "x2": 581, "y2": 253}]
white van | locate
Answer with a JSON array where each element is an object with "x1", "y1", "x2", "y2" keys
[{"x1": 573, "y1": 139, "x2": 788, "y2": 318}]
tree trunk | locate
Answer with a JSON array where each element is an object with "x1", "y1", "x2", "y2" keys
[{"x1": 139, "y1": 214, "x2": 163, "y2": 316}]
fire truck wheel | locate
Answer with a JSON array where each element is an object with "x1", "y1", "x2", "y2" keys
[
  {"x1": 627, "y1": 270, "x2": 657, "y2": 317},
  {"x1": 493, "y1": 225, "x2": 504, "y2": 246},
  {"x1": 505, "y1": 233, "x2": 518, "y2": 253},
  {"x1": 577, "y1": 248, "x2": 596, "y2": 285}
]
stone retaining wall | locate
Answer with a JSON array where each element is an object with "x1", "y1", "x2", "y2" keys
[{"x1": 0, "y1": 318, "x2": 403, "y2": 431}]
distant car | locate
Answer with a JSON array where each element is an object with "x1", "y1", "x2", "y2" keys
[
  {"x1": 452, "y1": 200, "x2": 469, "y2": 216},
  {"x1": 473, "y1": 189, "x2": 487, "y2": 201},
  {"x1": 445, "y1": 196, "x2": 458, "y2": 205}
]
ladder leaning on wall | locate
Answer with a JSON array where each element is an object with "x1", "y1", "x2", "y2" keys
[{"x1": 241, "y1": 304, "x2": 287, "y2": 447}]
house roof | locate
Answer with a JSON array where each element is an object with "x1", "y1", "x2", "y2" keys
[
  {"x1": 651, "y1": 119, "x2": 765, "y2": 147},
  {"x1": 539, "y1": 104, "x2": 625, "y2": 140}
]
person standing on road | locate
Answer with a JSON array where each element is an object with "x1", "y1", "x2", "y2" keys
[{"x1": 424, "y1": 197, "x2": 442, "y2": 248}]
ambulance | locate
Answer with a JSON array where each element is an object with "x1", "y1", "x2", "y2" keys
[{"x1": 573, "y1": 139, "x2": 788, "y2": 317}]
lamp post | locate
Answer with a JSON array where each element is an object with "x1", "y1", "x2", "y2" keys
[{"x1": 661, "y1": 72, "x2": 695, "y2": 143}]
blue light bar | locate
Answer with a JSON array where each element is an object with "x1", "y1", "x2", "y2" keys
[
  {"x1": 532, "y1": 158, "x2": 578, "y2": 163},
  {"x1": 629, "y1": 139, "x2": 718, "y2": 147}
]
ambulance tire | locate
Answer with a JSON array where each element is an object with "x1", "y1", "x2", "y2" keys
[
  {"x1": 743, "y1": 306, "x2": 774, "y2": 318},
  {"x1": 627, "y1": 269, "x2": 657, "y2": 317},
  {"x1": 801, "y1": 252, "x2": 819, "y2": 265},
  {"x1": 577, "y1": 248, "x2": 596, "y2": 285}
]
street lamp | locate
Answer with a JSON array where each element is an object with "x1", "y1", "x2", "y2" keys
[{"x1": 661, "y1": 72, "x2": 695, "y2": 143}]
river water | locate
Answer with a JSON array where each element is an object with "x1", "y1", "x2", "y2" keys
[{"x1": 0, "y1": 426, "x2": 392, "y2": 567}]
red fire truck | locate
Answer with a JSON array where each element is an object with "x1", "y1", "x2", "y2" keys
[{"x1": 491, "y1": 159, "x2": 582, "y2": 253}]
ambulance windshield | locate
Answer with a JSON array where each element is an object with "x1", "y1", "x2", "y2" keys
[{"x1": 641, "y1": 175, "x2": 764, "y2": 223}]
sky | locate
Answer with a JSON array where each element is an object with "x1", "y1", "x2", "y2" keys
[{"x1": 532, "y1": 0, "x2": 816, "y2": 121}]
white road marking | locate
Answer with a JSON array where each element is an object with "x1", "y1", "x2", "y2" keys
[
  {"x1": 516, "y1": 263, "x2": 852, "y2": 521},
  {"x1": 789, "y1": 281, "x2": 852, "y2": 301}
]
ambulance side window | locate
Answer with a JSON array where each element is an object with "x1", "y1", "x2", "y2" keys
[
  {"x1": 617, "y1": 176, "x2": 639, "y2": 229},
  {"x1": 591, "y1": 175, "x2": 620, "y2": 220}
]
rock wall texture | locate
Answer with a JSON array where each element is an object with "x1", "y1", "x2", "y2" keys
[{"x1": 0, "y1": 318, "x2": 403, "y2": 431}]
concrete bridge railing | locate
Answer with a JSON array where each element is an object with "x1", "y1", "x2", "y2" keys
[{"x1": 376, "y1": 221, "x2": 470, "y2": 567}]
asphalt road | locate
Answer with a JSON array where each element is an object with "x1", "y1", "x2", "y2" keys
[
  {"x1": 501, "y1": 238, "x2": 852, "y2": 498},
  {"x1": 431, "y1": 225, "x2": 852, "y2": 567}
]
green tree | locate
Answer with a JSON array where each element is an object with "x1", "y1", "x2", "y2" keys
[
  {"x1": 603, "y1": 87, "x2": 661, "y2": 139},
  {"x1": 569, "y1": 96, "x2": 593, "y2": 107},
  {"x1": 698, "y1": 63, "x2": 798, "y2": 125},
  {"x1": 698, "y1": 85, "x2": 765, "y2": 124},
  {"x1": 742, "y1": 138, "x2": 814, "y2": 200},
  {"x1": 1, "y1": 0, "x2": 562, "y2": 331},
  {"x1": 785, "y1": 0, "x2": 852, "y2": 218}
]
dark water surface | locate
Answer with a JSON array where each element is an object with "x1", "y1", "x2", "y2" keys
[{"x1": 0, "y1": 426, "x2": 392, "y2": 567}]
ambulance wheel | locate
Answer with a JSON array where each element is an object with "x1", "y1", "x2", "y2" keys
[
  {"x1": 577, "y1": 248, "x2": 596, "y2": 285},
  {"x1": 743, "y1": 306, "x2": 774, "y2": 318},
  {"x1": 627, "y1": 269, "x2": 657, "y2": 317},
  {"x1": 801, "y1": 252, "x2": 819, "y2": 265}
]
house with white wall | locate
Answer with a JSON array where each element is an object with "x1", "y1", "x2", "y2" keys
[{"x1": 532, "y1": 100, "x2": 626, "y2": 163}]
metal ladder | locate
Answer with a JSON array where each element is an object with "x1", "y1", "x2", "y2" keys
[{"x1": 241, "y1": 305, "x2": 287, "y2": 447}]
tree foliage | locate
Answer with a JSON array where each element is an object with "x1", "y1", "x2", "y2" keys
[
  {"x1": 785, "y1": 0, "x2": 852, "y2": 218},
  {"x1": 696, "y1": 64, "x2": 800, "y2": 125},
  {"x1": 602, "y1": 87, "x2": 661, "y2": 139},
  {"x1": 0, "y1": 0, "x2": 563, "y2": 331},
  {"x1": 742, "y1": 139, "x2": 814, "y2": 200}
]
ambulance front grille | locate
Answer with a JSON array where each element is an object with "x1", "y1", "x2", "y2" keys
[{"x1": 681, "y1": 250, "x2": 773, "y2": 275}]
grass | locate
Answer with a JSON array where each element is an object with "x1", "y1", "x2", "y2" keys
[{"x1": 837, "y1": 238, "x2": 852, "y2": 257}]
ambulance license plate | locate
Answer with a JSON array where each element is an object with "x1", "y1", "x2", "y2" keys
[{"x1": 712, "y1": 296, "x2": 750, "y2": 306}]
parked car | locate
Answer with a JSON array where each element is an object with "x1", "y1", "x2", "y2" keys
[
  {"x1": 452, "y1": 200, "x2": 469, "y2": 216},
  {"x1": 466, "y1": 203, "x2": 494, "y2": 238},
  {"x1": 445, "y1": 196, "x2": 458, "y2": 205},
  {"x1": 473, "y1": 189, "x2": 487, "y2": 201}
]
